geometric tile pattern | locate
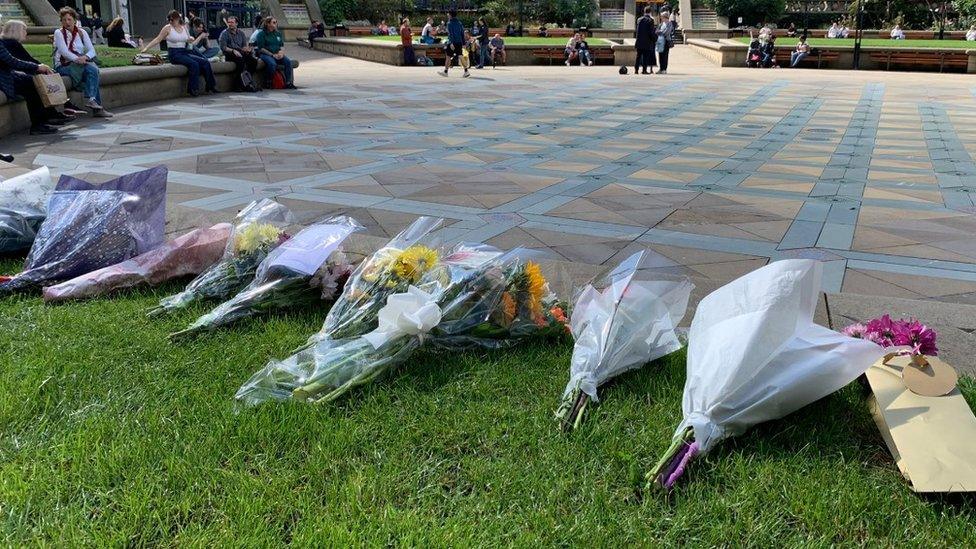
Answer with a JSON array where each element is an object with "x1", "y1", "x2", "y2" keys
[{"x1": 8, "y1": 51, "x2": 976, "y2": 302}]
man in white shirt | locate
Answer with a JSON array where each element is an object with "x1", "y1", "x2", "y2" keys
[
  {"x1": 53, "y1": 7, "x2": 111, "y2": 116},
  {"x1": 890, "y1": 24, "x2": 905, "y2": 39}
]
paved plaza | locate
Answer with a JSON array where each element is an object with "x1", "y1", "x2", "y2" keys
[{"x1": 5, "y1": 47, "x2": 976, "y2": 302}]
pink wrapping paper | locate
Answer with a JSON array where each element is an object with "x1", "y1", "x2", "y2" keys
[{"x1": 42, "y1": 223, "x2": 233, "y2": 303}]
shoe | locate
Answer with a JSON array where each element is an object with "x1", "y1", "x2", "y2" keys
[
  {"x1": 48, "y1": 110, "x2": 74, "y2": 121},
  {"x1": 284, "y1": 84, "x2": 297, "y2": 90},
  {"x1": 29, "y1": 124, "x2": 58, "y2": 135},
  {"x1": 565, "y1": 60, "x2": 570, "y2": 66},
  {"x1": 463, "y1": 70, "x2": 470, "y2": 78},
  {"x1": 658, "y1": 70, "x2": 667, "y2": 74},
  {"x1": 84, "y1": 97, "x2": 103, "y2": 110},
  {"x1": 93, "y1": 108, "x2": 113, "y2": 118},
  {"x1": 189, "y1": 89, "x2": 199, "y2": 97},
  {"x1": 439, "y1": 69, "x2": 448, "y2": 77}
]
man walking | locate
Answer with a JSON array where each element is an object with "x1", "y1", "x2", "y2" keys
[
  {"x1": 439, "y1": 10, "x2": 468, "y2": 77},
  {"x1": 634, "y1": 6, "x2": 656, "y2": 75},
  {"x1": 218, "y1": 16, "x2": 258, "y2": 90}
]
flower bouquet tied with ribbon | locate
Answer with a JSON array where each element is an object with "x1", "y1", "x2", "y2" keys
[
  {"x1": 236, "y1": 246, "x2": 568, "y2": 406},
  {"x1": 147, "y1": 199, "x2": 292, "y2": 316},
  {"x1": 843, "y1": 315, "x2": 950, "y2": 396},
  {"x1": 647, "y1": 260, "x2": 883, "y2": 491},
  {"x1": 307, "y1": 216, "x2": 448, "y2": 344},
  {"x1": 169, "y1": 216, "x2": 363, "y2": 340},
  {"x1": 0, "y1": 167, "x2": 167, "y2": 296},
  {"x1": 555, "y1": 250, "x2": 693, "y2": 432}
]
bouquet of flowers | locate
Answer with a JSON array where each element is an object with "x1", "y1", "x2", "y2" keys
[
  {"x1": 0, "y1": 167, "x2": 53, "y2": 254},
  {"x1": 554, "y1": 251, "x2": 693, "y2": 432},
  {"x1": 842, "y1": 315, "x2": 938, "y2": 357},
  {"x1": 307, "y1": 216, "x2": 447, "y2": 343},
  {"x1": 0, "y1": 188, "x2": 164, "y2": 296},
  {"x1": 646, "y1": 260, "x2": 883, "y2": 491},
  {"x1": 236, "y1": 247, "x2": 569, "y2": 406},
  {"x1": 55, "y1": 166, "x2": 168, "y2": 255},
  {"x1": 169, "y1": 216, "x2": 363, "y2": 340},
  {"x1": 42, "y1": 223, "x2": 233, "y2": 303},
  {"x1": 147, "y1": 199, "x2": 292, "y2": 316}
]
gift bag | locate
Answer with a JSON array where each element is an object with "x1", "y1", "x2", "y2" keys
[{"x1": 32, "y1": 73, "x2": 68, "y2": 108}]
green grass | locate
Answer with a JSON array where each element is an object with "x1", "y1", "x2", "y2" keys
[
  {"x1": 23, "y1": 44, "x2": 139, "y2": 68},
  {"x1": 2, "y1": 255, "x2": 976, "y2": 544},
  {"x1": 735, "y1": 37, "x2": 976, "y2": 49},
  {"x1": 360, "y1": 35, "x2": 610, "y2": 46}
]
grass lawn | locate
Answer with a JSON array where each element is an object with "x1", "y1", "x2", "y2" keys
[
  {"x1": 2, "y1": 254, "x2": 976, "y2": 544},
  {"x1": 735, "y1": 37, "x2": 976, "y2": 49},
  {"x1": 361, "y1": 35, "x2": 610, "y2": 46},
  {"x1": 23, "y1": 44, "x2": 138, "y2": 68}
]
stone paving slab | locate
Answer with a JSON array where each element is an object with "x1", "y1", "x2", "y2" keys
[{"x1": 4, "y1": 46, "x2": 976, "y2": 304}]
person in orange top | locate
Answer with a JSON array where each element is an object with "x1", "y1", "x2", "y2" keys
[{"x1": 400, "y1": 17, "x2": 415, "y2": 66}]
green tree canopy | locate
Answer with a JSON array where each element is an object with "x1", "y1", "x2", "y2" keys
[{"x1": 706, "y1": 0, "x2": 787, "y2": 25}]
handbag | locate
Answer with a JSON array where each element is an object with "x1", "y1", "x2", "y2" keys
[
  {"x1": 132, "y1": 53, "x2": 163, "y2": 65},
  {"x1": 271, "y1": 70, "x2": 285, "y2": 89},
  {"x1": 32, "y1": 73, "x2": 68, "y2": 108}
]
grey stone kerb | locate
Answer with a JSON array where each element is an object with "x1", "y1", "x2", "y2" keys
[{"x1": 21, "y1": 0, "x2": 60, "y2": 26}]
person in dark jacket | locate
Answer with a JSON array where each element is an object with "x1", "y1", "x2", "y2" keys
[
  {"x1": 1, "y1": 21, "x2": 76, "y2": 127},
  {"x1": 0, "y1": 27, "x2": 60, "y2": 134},
  {"x1": 634, "y1": 6, "x2": 656, "y2": 75},
  {"x1": 439, "y1": 10, "x2": 468, "y2": 77},
  {"x1": 105, "y1": 17, "x2": 135, "y2": 47},
  {"x1": 474, "y1": 17, "x2": 489, "y2": 69}
]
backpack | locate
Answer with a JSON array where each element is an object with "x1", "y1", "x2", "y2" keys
[
  {"x1": 271, "y1": 70, "x2": 285, "y2": 90},
  {"x1": 239, "y1": 69, "x2": 258, "y2": 92}
]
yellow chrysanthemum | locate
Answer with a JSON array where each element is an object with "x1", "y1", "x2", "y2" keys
[
  {"x1": 235, "y1": 223, "x2": 283, "y2": 254},
  {"x1": 525, "y1": 262, "x2": 546, "y2": 304},
  {"x1": 390, "y1": 245, "x2": 439, "y2": 283}
]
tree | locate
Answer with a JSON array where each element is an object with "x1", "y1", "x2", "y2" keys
[{"x1": 705, "y1": 0, "x2": 787, "y2": 25}]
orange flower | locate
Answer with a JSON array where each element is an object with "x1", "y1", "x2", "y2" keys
[
  {"x1": 501, "y1": 291, "x2": 516, "y2": 325},
  {"x1": 550, "y1": 306, "x2": 568, "y2": 325}
]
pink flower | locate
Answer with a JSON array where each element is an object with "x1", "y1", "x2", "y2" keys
[
  {"x1": 865, "y1": 314, "x2": 897, "y2": 347},
  {"x1": 842, "y1": 323, "x2": 867, "y2": 339},
  {"x1": 891, "y1": 318, "x2": 938, "y2": 357}
]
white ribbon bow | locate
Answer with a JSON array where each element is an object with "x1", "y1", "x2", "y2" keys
[{"x1": 362, "y1": 285, "x2": 442, "y2": 349}]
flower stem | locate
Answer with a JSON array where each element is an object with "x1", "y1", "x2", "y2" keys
[{"x1": 645, "y1": 426, "x2": 695, "y2": 492}]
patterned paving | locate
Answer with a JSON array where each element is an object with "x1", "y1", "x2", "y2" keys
[{"x1": 6, "y1": 51, "x2": 976, "y2": 301}]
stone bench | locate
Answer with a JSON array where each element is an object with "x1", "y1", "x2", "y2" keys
[{"x1": 0, "y1": 58, "x2": 299, "y2": 136}]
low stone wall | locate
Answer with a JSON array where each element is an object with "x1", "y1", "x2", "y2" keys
[
  {"x1": 25, "y1": 26, "x2": 57, "y2": 44},
  {"x1": 312, "y1": 36, "x2": 635, "y2": 66},
  {"x1": 0, "y1": 58, "x2": 299, "y2": 136},
  {"x1": 689, "y1": 38, "x2": 976, "y2": 72}
]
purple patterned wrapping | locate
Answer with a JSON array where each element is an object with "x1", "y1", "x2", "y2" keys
[
  {"x1": 0, "y1": 189, "x2": 154, "y2": 295},
  {"x1": 55, "y1": 166, "x2": 168, "y2": 254}
]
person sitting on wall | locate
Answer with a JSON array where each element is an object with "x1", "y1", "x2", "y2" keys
[
  {"x1": 564, "y1": 33, "x2": 580, "y2": 65},
  {"x1": 827, "y1": 22, "x2": 840, "y2": 38},
  {"x1": 190, "y1": 18, "x2": 221, "y2": 59},
  {"x1": 307, "y1": 21, "x2": 325, "y2": 45},
  {"x1": 219, "y1": 16, "x2": 258, "y2": 89},
  {"x1": 0, "y1": 20, "x2": 70, "y2": 134},
  {"x1": 538, "y1": 25, "x2": 548, "y2": 37},
  {"x1": 253, "y1": 17, "x2": 296, "y2": 89},
  {"x1": 105, "y1": 17, "x2": 136, "y2": 48},
  {"x1": 141, "y1": 10, "x2": 218, "y2": 97},
  {"x1": 376, "y1": 20, "x2": 389, "y2": 36},
  {"x1": 506, "y1": 21, "x2": 516, "y2": 36},
  {"x1": 786, "y1": 22, "x2": 797, "y2": 37},
  {"x1": 576, "y1": 34, "x2": 594, "y2": 66},
  {"x1": 489, "y1": 33, "x2": 505, "y2": 65},
  {"x1": 53, "y1": 7, "x2": 112, "y2": 117},
  {"x1": 760, "y1": 35, "x2": 778, "y2": 67},
  {"x1": 421, "y1": 17, "x2": 439, "y2": 44},
  {"x1": 967, "y1": 25, "x2": 976, "y2": 41},
  {"x1": 890, "y1": 24, "x2": 905, "y2": 39}
]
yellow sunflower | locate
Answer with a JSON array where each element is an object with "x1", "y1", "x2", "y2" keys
[
  {"x1": 235, "y1": 223, "x2": 283, "y2": 255},
  {"x1": 525, "y1": 262, "x2": 546, "y2": 304},
  {"x1": 390, "y1": 245, "x2": 440, "y2": 283}
]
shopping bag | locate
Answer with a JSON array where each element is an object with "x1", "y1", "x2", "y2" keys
[{"x1": 32, "y1": 73, "x2": 68, "y2": 108}]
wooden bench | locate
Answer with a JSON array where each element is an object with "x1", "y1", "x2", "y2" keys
[
  {"x1": 532, "y1": 46, "x2": 613, "y2": 65},
  {"x1": 870, "y1": 50, "x2": 969, "y2": 72},
  {"x1": 775, "y1": 47, "x2": 839, "y2": 68}
]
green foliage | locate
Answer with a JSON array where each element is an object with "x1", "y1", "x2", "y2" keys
[
  {"x1": 849, "y1": 0, "x2": 932, "y2": 30},
  {"x1": 705, "y1": 0, "x2": 787, "y2": 25}
]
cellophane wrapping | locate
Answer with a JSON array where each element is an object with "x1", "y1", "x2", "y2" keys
[
  {"x1": 236, "y1": 246, "x2": 570, "y2": 406},
  {"x1": 555, "y1": 250, "x2": 693, "y2": 430},
  {"x1": 169, "y1": 216, "x2": 363, "y2": 339},
  {"x1": 0, "y1": 167, "x2": 53, "y2": 254},
  {"x1": 147, "y1": 198, "x2": 292, "y2": 316},
  {"x1": 42, "y1": 223, "x2": 233, "y2": 303}
]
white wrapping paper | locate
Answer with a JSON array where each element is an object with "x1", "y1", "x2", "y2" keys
[{"x1": 678, "y1": 259, "x2": 883, "y2": 453}]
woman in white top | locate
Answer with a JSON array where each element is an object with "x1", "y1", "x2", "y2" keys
[
  {"x1": 967, "y1": 26, "x2": 976, "y2": 41},
  {"x1": 53, "y1": 6, "x2": 111, "y2": 116},
  {"x1": 141, "y1": 10, "x2": 217, "y2": 96},
  {"x1": 890, "y1": 24, "x2": 905, "y2": 39}
]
